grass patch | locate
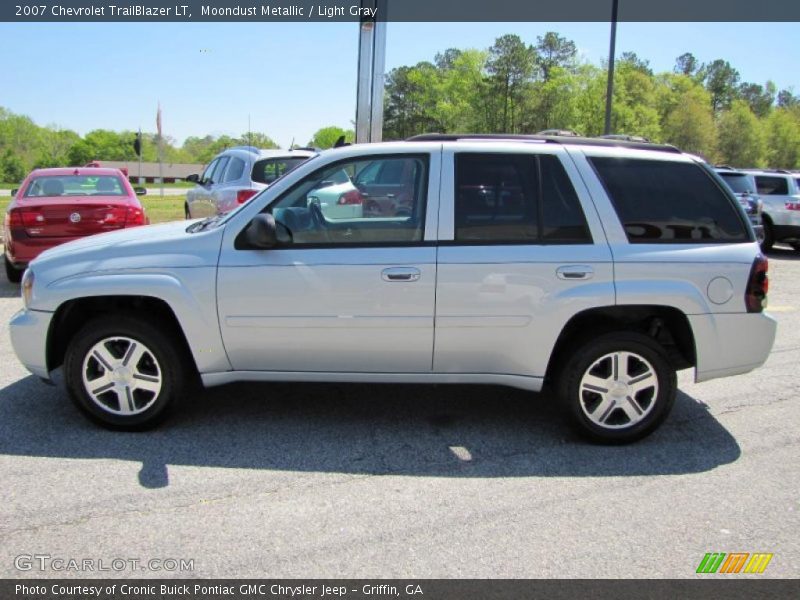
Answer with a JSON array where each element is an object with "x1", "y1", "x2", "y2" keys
[{"x1": 142, "y1": 194, "x2": 186, "y2": 224}]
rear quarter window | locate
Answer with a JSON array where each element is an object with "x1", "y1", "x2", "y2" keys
[
  {"x1": 755, "y1": 175, "x2": 789, "y2": 196},
  {"x1": 589, "y1": 157, "x2": 749, "y2": 244}
]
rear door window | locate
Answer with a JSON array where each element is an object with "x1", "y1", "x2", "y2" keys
[
  {"x1": 454, "y1": 153, "x2": 591, "y2": 244},
  {"x1": 222, "y1": 157, "x2": 246, "y2": 183},
  {"x1": 209, "y1": 157, "x2": 230, "y2": 185},
  {"x1": 589, "y1": 157, "x2": 748, "y2": 244}
]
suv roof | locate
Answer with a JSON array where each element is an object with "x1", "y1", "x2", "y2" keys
[
  {"x1": 406, "y1": 133, "x2": 681, "y2": 154},
  {"x1": 215, "y1": 145, "x2": 316, "y2": 160}
]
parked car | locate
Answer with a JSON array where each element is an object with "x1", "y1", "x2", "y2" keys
[
  {"x1": 184, "y1": 146, "x2": 315, "y2": 219},
  {"x1": 10, "y1": 135, "x2": 775, "y2": 443},
  {"x1": 741, "y1": 169, "x2": 800, "y2": 251},
  {"x1": 713, "y1": 166, "x2": 764, "y2": 245},
  {"x1": 3, "y1": 167, "x2": 146, "y2": 283}
]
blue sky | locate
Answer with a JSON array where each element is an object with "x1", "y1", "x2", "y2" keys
[{"x1": 1, "y1": 21, "x2": 798, "y2": 148}]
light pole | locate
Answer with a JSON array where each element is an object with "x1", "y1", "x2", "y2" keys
[{"x1": 604, "y1": 0, "x2": 619, "y2": 135}]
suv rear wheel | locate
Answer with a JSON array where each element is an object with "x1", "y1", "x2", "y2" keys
[
  {"x1": 557, "y1": 332, "x2": 677, "y2": 444},
  {"x1": 64, "y1": 314, "x2": 189, "y2": 430},
  {"x1": 760, "y1": 220, "x2": 774, "y2": 253}
]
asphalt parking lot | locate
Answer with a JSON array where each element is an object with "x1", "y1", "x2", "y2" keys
[{"x1": 0, "y1": 249, "x2": 798, "y2": 579}]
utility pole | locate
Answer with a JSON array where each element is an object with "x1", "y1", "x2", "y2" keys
[
  {"x1": 604, "y1": 0, "x2": 619, "y2": 136},
  {"x1": 355, "y1": 0, "x2": 386, "y2": 143}
]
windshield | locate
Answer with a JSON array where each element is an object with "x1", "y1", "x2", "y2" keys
[
  {"x1": 24, "y1": 175, "x2": 127, "y2": 197},
  {"x1": 719, "y1": 173, "x2": 754, "y2": 195}
]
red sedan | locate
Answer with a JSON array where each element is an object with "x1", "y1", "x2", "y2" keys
[{"x1": 3, "y1": 167, "x2": 147, "y2": 282}]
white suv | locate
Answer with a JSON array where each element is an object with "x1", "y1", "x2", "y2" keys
[
  {"x1": 743, "y1": 169, "x2": 800, "y2": 251},
  {"x1": 10, "y1": 135, "x2": 776, "y2": 443}
]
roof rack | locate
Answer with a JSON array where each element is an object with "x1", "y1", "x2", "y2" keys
[
  {"x1": 598, "y1": 133, "x2": 650, "y2": 143},
  {"x1": 741, "y1": 168, "x2": 792, "y2": 174},
  {"x1": 405, "y1": 133, "x2": 682, "y2": 154},
  {"x1": 714, "y1": 164, "x2": 737, "y2": 170},
  {"x1": 537, "y1": 129, "x2": 581, "y2": 137}
]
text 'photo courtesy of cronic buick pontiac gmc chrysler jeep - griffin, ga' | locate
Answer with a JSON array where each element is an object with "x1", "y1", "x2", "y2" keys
[{"x1": 9, "y1": 134, "x2": 776, "y2": 443}]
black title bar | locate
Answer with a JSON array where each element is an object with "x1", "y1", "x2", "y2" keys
[
  {"x1": 4, "y1": 0, "x2": 800, "y2": 22},
  {"x1": 4, "y1": 579, "x2": 800, "y2": 600}
]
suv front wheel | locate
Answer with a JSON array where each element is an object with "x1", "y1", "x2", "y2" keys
[
  {"x1": 557, "y1": 332, "x2": 677, "y2": 444},
  {"x1": 64, "y1": 314, "x2": 189, "y2": 430}
]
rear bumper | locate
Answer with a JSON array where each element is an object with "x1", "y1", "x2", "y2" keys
[
  {"x1": 690, "y1": 312, "x2": 777, "y2": 383},
  {"x1": 9, "y1": 308, "x2": 53, "y2": 380},
  {"x1": 5, "y1": 233, "x2": 80, "y2": 265}
]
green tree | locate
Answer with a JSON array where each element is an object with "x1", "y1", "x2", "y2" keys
[
  {"x1": 486, "y1": 34, "x2": 537, "y2": 132},
  {"x1": 777, "y1": 89, "x2": 799, "y2": 108},
  {"x1": 739, "y1": 82, "x2": 775, "y2": 118},
  {"x1": 703, "y1": 59, "x2": 741, "y2": 112},
  {"x1": 764, "y1": 108, "x2": 800, "y2": 169},
  {"x1": 716, "y1": 100, "x2": 765, "y2": 167},
  {"x1": 535, "y1": 32, "x2": 577, "y2": 82},
  {"x1": 240, "y1": 132, "x2": 279, "y2": 149},
  {"x1": 674, "y1": 52, "x2": 699, "y2": 77},
  {"x1": 0, "y1": 149, "x2": 26, "y2": 183},
  {"x1": 658, "y1": 75, "x2": 717, "y2": 158},
  {"x1": 309, "y1": 126, "x2": 355, "y2": 149}
]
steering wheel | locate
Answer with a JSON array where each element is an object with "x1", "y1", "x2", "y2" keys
[{"x1": 309, "y1": 201, "x2": 332, "y2": 242}]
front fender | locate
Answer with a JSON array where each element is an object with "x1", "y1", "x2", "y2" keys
[{"x1": 42, "y1": 268, "x2": 231, "y2": 373}]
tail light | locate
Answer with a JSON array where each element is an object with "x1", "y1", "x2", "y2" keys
[
  {"x1": 745, "y1": 255, "x2": 769, "y2": 313},
  {"x1": 126, "y1": 206, "x2": 146, "y2": 226},
  {"x1": 19, "y1": 208, "x2": 46, "y2": 227},
  {"x1": 7, "y1": 209, "x2": 23, "y2": 228},
  {"x1": 785, "y1": 201, "x2": 800, "y2": 211},
  {"x1": 337, "y1": 190, "x2": 363, "y2": 205},
  {"x1": 237, "y1": 189, "x2": 258, "y2": 204}
]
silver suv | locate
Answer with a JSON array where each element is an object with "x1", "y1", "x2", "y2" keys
[
  {"x1": 713, "y1": 166, "x2": 764, "y2": 244},
  {"x1": 185, "y1": 146, "x2": 315, "y2": 219},
  {"x1": 10, "y1": 135, "x2": 776, "y2": 443},
  {"x1": 742, "y1": 169, "x2": 800, "y2": 252}
]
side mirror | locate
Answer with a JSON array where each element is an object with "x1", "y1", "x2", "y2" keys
[
  {"x1": 134, "y1": 187, "x2": 147, "y2": 196},
  {"x1": 244, "y1": 213, "x2": 277, "y2": 249},
  {"x1": 185, "y1": 174, "x2": 199, "y2": 183},
  {"x1": 10, "y1": 188, "x2": 18, "y2": 197}
]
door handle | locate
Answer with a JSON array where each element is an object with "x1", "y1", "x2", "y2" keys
[
  {"x1": 382, "y1": 267, "x2": 421, "y2": 282},
  {"x1": 556, "y1": 265, "x2": 594, "y2": 280}
]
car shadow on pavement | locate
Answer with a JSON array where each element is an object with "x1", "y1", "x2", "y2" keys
[
  {"x1": 0, "y1": 279, "x2": 20, "y2": 298},
  {"x1": 0, "y1": 373, "x2": 741, "y2": 487},
  {"x1": 768, "y1": 246, "x2": 800, "y2": 260}
]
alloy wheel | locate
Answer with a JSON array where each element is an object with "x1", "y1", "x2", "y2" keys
[
  {"x1": 578, "y1": 351, "x2": 659, "y2": 429},
  {"x1": 81, "y1": 336, "x2": 162, "y2": 416}
]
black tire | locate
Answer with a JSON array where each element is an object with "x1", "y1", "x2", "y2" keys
[
  {"x1": 4, "y1": 254, "x2": 22, "y2": 283},
  {"x1": 557, "y1": 331, "x2": 677, "y2": 444},
  {"x1": 760, "y1": 220, "x2": 774, "y2": 253},
  {"x1": 63, "y1": 314, "x2": 191, "y2": 430}
]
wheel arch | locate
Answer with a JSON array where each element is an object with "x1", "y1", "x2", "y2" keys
[
  {"x1": 46, "y1": 295, "x2": 197, "y2": 376},
  {"x1": 545, "y1": 305, "x2": 696, "y2": 385}
]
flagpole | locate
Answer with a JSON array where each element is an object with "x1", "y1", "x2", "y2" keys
[
  {"x1": 137, "y1": 127, "x2": 142, "y2": 185},
  {"x1": 156, "y1": 103, "x2": 164, "y2": 199}
]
